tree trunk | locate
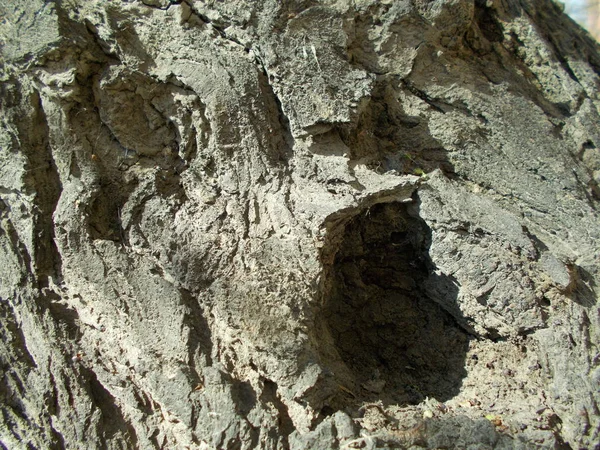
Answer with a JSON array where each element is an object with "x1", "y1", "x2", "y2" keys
[{"x1": 1, "y1": 0, "x2": 599, "y2": 448}]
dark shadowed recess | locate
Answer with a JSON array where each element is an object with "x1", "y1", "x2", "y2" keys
[
  {"x1": 82, "y1": 366, "x2": 139, "y2": 448},
  {"x1": 318, "y1": 200, "x2": 470, "y2": 412},
  {"x1": 337, "y1": 78, "x2": 457, "y2": 179}
]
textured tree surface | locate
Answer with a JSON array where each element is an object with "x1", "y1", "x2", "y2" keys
[{"x1": 1, "y1": 0, "x2": 600, "y2": 448}]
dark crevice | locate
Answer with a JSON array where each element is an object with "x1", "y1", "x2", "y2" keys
[
  {"x1": 521, "y1": 226, "x2": 546, "y2": 261},
  {"x1": 316, "y1": 200, "x2": 469, "y2": 412},
  {"x1": 562, "y1": 141, "x2": 600, "y2": 209},
  {"x1": 163, "y1": 126, "x2": 190, "y2": 176},
  {"x1": 86, "y1": 179, "x2": 133, "y2": 244},
  {"x1": 337, "y1": 78, "x2": 455, "y2": 177},
  {"x1": 576, "y1": 141, "x2": 600, "y2": 203},
  {"x1": 571, "y1": 265, "x2": 598, "y2": 308},
  {"x1": 46, "y1": 292, "x2": 81, "y2": 342},
  {"x1": 571, "y1": 167, "x2": 599, "y2": 210},
  {"x1": 231, "y1": 379, "x2": 258, "y2": 418},
  {"x1": 83, "y1": 20, "x2": 121, "y2": 62},
  {"x1": 131, "y1": 388, "x2": 155, "y2": 416},
  {"x1": 140, "y1": 0, "x2": 182, "y2": 11},
  {"x1": 485, "y1": 328, "x2": 508, "y2": 343},
  {"x1": 22, "y1": 91, "x2": 63, "y2": 289},
  {"x1": 46, "y1": 369, "x2": 60, "y2": 417},
  {"x1": 259, "y1": 379, "x2": 293, "y2": 450},
  {"x1": 49, "y1": 426, "x2": 66, "y2": 450},
  {"x1": 148, "y1": 428, "x2": 161, "y2": 449},
  {"x1": 179, "y1": 287, "x2": 214, "y2": 369},
  {"x1": 401, "y1": 80, "x2": 446, "y2": 114},
  {"x1": 183, "y1": 126, "x2": 199, "y2": 164},
  {"x1": 474, "y1": 1, "x2": 505, "y2": 44},
  {"x1": 83, "y1": 367, "x2": 139, "y2": 448},
  {"x1": 256, "y1": 65, "x2": 295, "y2": 163}
]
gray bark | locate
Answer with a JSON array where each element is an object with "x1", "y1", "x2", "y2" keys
[{"x1": 0, "y1": 0, "x2": 599, "y2": 448}]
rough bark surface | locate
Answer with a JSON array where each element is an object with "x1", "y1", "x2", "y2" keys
[{"x1": 1, "y1": 0, "x2": 599, "y2": 448}]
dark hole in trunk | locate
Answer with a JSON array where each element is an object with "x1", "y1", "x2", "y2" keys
[{"x1": 319, "y1": 201, "x2": 469, "y2": 409}]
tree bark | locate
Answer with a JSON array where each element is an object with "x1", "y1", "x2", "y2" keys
[{"x1": 0, "y1": 0, "x2": 599, "y2": 448}]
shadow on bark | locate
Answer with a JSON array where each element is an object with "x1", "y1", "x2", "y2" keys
[{"x1": 317, "y1": 200, "x2": 470, "y2": 412}]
